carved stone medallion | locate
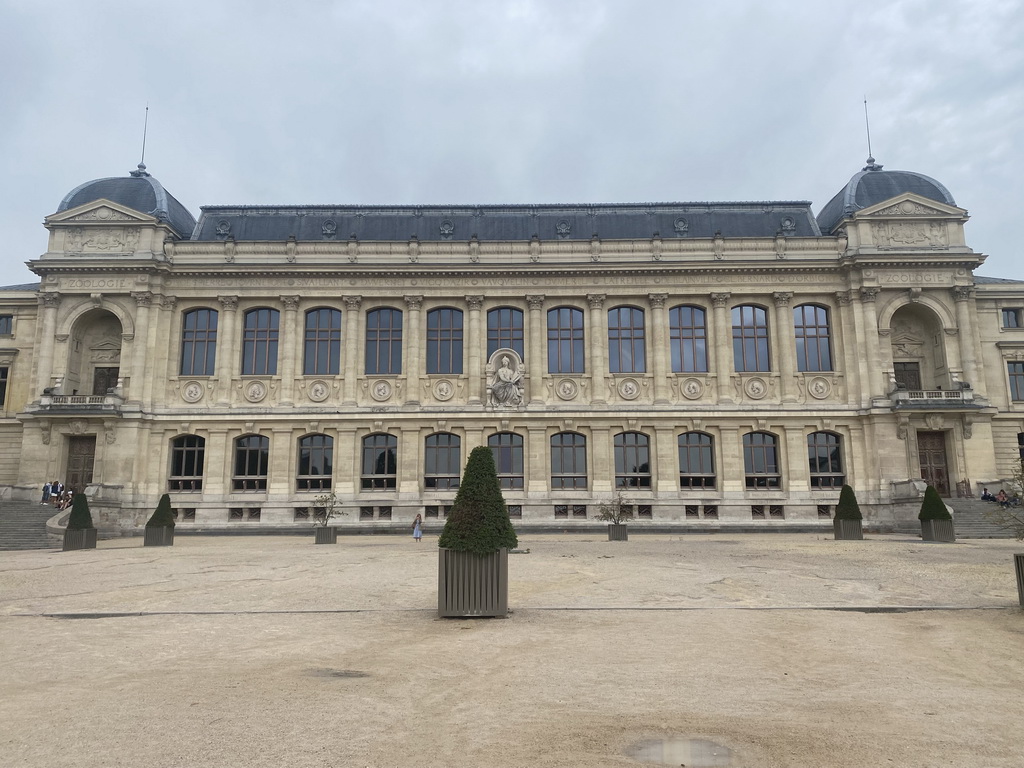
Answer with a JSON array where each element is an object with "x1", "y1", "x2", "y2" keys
[
  {"x1": 556, "y1": 379, "x2": 578, "y2": 401},
  {"x1": 681, "y1": 377, "x2": 704, "y2": 400},
  {"x1": 371, "y1": 380, "x2": 393, "y2": 402},
  {"x1": 744, "y1": 377, "x2": 768, "y2": 400},
  {"x1": 244, "y1": 381, "x2": 268, "y2": 403},
  {"x1": 307, "y1": 380, "x2": 330, "y2": 403},
  {"x1": 618, "y1": 378, "x2": 641, "y2": 400},
  {"x1": 807, "y1": 376, "x2": 831, "y2": 400},
  {"x1": 433, "y1": 379, "x2": 455, "y2": 401},
  {"x1": 181, "y1": 381, "x2": 204, "y2": 403}
]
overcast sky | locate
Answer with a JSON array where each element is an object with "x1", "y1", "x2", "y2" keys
[{"x1": 1, "y1": 0, "x2": 1021, "y2": 287}]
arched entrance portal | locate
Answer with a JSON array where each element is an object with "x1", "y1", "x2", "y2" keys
[{"x1": 65, "y1": 309, "x2": 123, "y2": 396}]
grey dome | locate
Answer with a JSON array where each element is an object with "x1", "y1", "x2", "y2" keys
[
  {"x1": 816, "y1": 159, "x2": 956, "y2": 234},
  {"x1": 57, "y1": 164, "x2": 197, "y2": 239}
]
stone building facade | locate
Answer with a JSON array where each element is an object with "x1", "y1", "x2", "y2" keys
[{"x1": 2, "y1": 160, "x2": 1023, "y2": 532}]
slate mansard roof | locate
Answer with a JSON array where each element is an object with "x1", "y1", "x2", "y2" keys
[
  {"x1": 57, "y1": 165, "x2": 197, "y2": 239},
  {"x1": 191, "y1": 201, "x2": 822, "y2": 243},
  {"x1": 816, "y1": 161, "x2": 957, "y2": 235}
]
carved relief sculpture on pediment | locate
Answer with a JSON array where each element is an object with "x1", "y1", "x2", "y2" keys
[
  {"x1": 873, "y1": 200, "x2": 949, "y2": 217},
  {"x1": 486, "y1": 350, "x2": 525, "y2": 408},
  {"x1": 871, "y1": 220, "x2": 948, "y2": 248}
]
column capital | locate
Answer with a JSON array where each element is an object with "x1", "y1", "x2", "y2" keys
[
  {"x1": 218, "y1": 295, "x2": 239, "y2": 311},
  {"x1": 39, "y1": 292, "x2": 61, "y2": 308},
  {"x1": 131, "y1": 291, "x2": 153, "y2": 307},
  {"x1": 280, "y1": 295, "x2": 301, "y2": 311},
  {"x1": 835, "y1": 290, "x2": 853, "y2": 306},
  {"x1": 952, "y1": 286, "x2": 974, "y2": 302},
  {"x1": 466, "y1": 295, "x2": 484, "y2": 311},
  {"x1": 710, "y1": 292, "x2": 731, "y2": 309},
  {"x1": 526, "y1": 295, "x2": 545, "y2": 310},
  {"x1": 859, "y1": 287, "x2": 879, "y2": 303},
  {"x1": 772, "y1": 291, "x2": 793, "y2": 308},
  {"x1": 648, "y1": 293, "x2": 667, "y2": 308},
  {"x1": 404, "y1": 295, "x2": 423, "y2": 310},
  {"x1": 587, "y1": 293, "x2": 605, "y2": 310},
  {"x1": 342, "y1": 295, "x2": 362, "y2": 310}
]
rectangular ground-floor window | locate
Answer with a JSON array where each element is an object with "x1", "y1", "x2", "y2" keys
[{"x1": 229, "y1": 507, "x2": 261, "y2": 521}]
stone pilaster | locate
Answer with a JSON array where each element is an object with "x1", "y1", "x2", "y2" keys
[
  {"x1": 710, "y1": 293, "x2": 732, "y2": 403},
  {"x1": 859, "y1": 288, "x2": 883, "y2": 398},
  {"x1": 278, "y1": 295, "x2": 300, "y2": 405},
  {"x1": 34, "y1": 292, "x2": 60, "y2": 396},
  {"x1": 527, "y1": 295, "x2": 545, "y2": 405},
  {"x1": 648, "y1": 293, "x2": 669, "y2": 403},
  {"x1": 466, "y1": 295, "x2": 484, "y2": 404},
  {"x1": 342, "y1": 296, "x2": 361, "y2": 405},
  {"x1": 215, "y1": 296, "x2": 238, "y2": 405},
  {"x1": 129, "y1": 292, "x2": 152, "y2": 403},
  {"x1": 404, "y1": 296, "x2": 423, "y2": 405},
  {"x1": 952, "y1": 286, "x2": 978, "y2": 388},
  {"x1": 588, "y1": 294, "x2": 606, "y2": 404},
  {"x1": 772, "y1": 291, "x2": 796, "y2": 402}
]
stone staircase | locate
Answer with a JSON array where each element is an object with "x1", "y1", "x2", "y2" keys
[
  {"x1": 947, "y1": 498, "x2": 1021, "y2": 539},
  {"x1": 0, "y1": 500, "x2": 58, "y2": 550}
]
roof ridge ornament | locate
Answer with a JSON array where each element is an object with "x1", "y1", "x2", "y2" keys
[
  {"x1": 863, "y1": 156, "x2": 884, "y2": 172},
  {"x1": 130, "y1": 163, "x2": 150, "y2": 178}
]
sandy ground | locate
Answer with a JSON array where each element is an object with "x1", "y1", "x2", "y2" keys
[{"x1": 1, "y1": 532, "x2": 1023, "y2": 768}]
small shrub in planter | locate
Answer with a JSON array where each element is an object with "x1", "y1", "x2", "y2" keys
[
  {"x1": 312, "y1": 492, "x2": 345, "y2": 544},
  {"x1": 833, "y1": 485, "x2": 864, "y2": 540},
  {"x1": 919, "y1": 484, "x2": 955, "y2": 542},
  {"x1": 437, "y1": 447, "x2": 518, "y2": 617},
  {"x1": 63, "y1": 493, "x2": 97, "y2": 551},
  {"x1": 596, "y1": 491, "x2": 630, "y2": 541},
  {"x1": 144, "y1": 493, "x2": 176, "y2": 547}
]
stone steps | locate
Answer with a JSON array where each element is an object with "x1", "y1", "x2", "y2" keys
[
  {"x1": 0, "y1": 500, "x2": 58, "y2": 550},
  {"x1": 948, "y1": 499, "x2": 1020, "y2": 539}
]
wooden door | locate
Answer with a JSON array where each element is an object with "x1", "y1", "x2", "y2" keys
[
  {"x1": 92, "y1": 367, "x2": 119, "y2": 396},
  {"x1": 67, "y1": 436, "x2": 96, "y2": 492},
  {"x1": 917, "y1": 431, "x2": 949, "y2": 496},
  {"x1": 894, "y1": 362, "x2": 922, "y2": 390}
]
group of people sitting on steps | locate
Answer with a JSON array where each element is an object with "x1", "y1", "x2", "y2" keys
[
  {"x1": 40, "y1": 480, "x2": 74, "y2": 511},
  {"x1": 980, "y1": 487, "x2": 1020, "y2": 508}
]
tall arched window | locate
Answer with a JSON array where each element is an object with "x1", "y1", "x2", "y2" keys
[
  {"x1": 614, "y1": 431, "x2": 651, "y2": 488},
  {"x1": 361, "y1": 433, "x2": 397, "y2": 489},
  {"x1": 489, "y1": 432, "x2": 524, "y2": 489},
  {"x1": 426, "y1": 308, "x2": 464, "y2": 375},
  {"x1": 547, "y1": 307, "x2": 585, "y2": 373},
  {"x1": 551, "y1": 432, "x2": 587, "y2": 489},
  {"x1": 807, "y1": 431, "x2": 844, "y2": 488},
  {"x1": 608, "y1": 306, "x2": 646, "y2": 373},
  {"x1": 365, "y1": 308, "x2": 403, "y2": 375},
  {"x1": 169, "y1": 435, "x2": 205, "y2": 491},
  {"x1": 304, "y1": 308, "x2": 342, "y2": 376},
  {"x1": 297, "y1": 434, "x2": 333, "y2": 490},
  {"x1": 794, "y1": 304, "x2": 833, "y2": 372},
  {"x1": 241, "y1": 308, "x2": 280, "y2": 375},
  {"x1": 669, "y1": 305, "x2": 708, "y2": 373},
  {"x1": 678, "y1": 432, "x2": 715, "y2": 488},
  {"x1": 425, "y1": 433, "x2": 461, "y2": 489},
  {"x1": 732, "y1": 305, "x2": 770, "y2": 372},
  {"x1": 487, "y1": 307, "x2": 525, "y2": 360},
  {"x1": 743, "y1": 432, "x2": 780, "y2": 488},
  {"x1": 233, "y1": 434, "x2": 269, "y2": 491},
  {"x1": 180, "y1": 308, "x2": 218, "y2": 376}
]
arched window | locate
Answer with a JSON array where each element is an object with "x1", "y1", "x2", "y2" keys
[
  {"x1": 169, "y1": 435, "x2": 205, "y2": 491},
  {"x1": 487, "y1": 307, "x2": 525, "y2": 360},
  {"x1": 678, "y1": 432, "x2": 715, "y2": 488},
  {"x1": 732, "y1": 305, "x2": 770, "y2": 372},
  {"x1": 304, "y1": 308, "x2": 342, "y2": 376},
  {"x1": 426, "y1": 308, "x2": 464, "y2": 375},
  {"x1": 614, "y1": 431, "x2": 651, "y2": 488},
  {"x1": 489, "y1": 432, "x2": 524, "y2": 490},
  {"x1": 669, "y1": 305, "x2": 708, "y2": 373},
  {"x1": 241, "y1": 308, "x2": 280, "y2": 375},
  {"x1": 794, "y1": 304, "x2": 833, "y2": 372},
  {"x1": 233, "y1": 434, "x2": 269, "y2": 491},
  {"x1": 743, "y1": 432, "x2": 780, "y2": 488},
  {"x1": 180, "y1": 308, "x2": 218, "y2": 376},
  {"x1": 361, "y1": 433, "x2": 397, "y2": 489},
  {"x1": 297, "y1": 434, "x2": 333, "y2": 491},
  {"x1": 425, "y1": 433, "x2": 461, "y2": 489},
  {"x1": 365, "y1": 308, "x2": 403, "y2": 375},
  {"x1": 547, "y1": 307, "x2": 585, "y2": 374},
  {"x1": 551, "y1": 432, "x2": 587, "y2": 489},
  {"x1": 608, "y1": 306, "x2": 646, "y2": 373},
  {"x1": 807, "y1": 431, "x2": 844, "y2": 488}
]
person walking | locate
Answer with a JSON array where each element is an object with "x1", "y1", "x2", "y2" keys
[{"x1": 412, "y1": 513, "x2": 423, "y2": 543}]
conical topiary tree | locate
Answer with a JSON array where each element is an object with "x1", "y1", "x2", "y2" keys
[
  {"x1": 146, "y1": 494, "x2": 176, "y2": 528},
  {"x1": 835, "y1": 485, "x2": 863, "y2": 521},
  {"x1": 438, "y1": 446, "x2": 518, "y2": 556},
  {"x1": 66, "y1": 493, "x2": 94, "y2": 530},
  {"x1": 918, "y1": 484, "x2": 952, "y2": 521}
]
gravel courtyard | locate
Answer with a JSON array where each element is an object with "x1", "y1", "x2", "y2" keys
[{"x1": 1, "y1": 532, "x2": 1022, "y2": 768}]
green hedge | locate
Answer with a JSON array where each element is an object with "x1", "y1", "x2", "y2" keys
[
  {"x1": 438, "y1": 446, "x2": 518, "y2": 556},
  {"x1": 146, "y1": 493, "x2": 176, "y2": 528},
  {"x1": 66, "y1": 493, "x2": 94, "y2": 530},
  {"x1": 918, "y1": 485, "x2": 952, "y2": 520},
  {"x1": 834, "y1": 485, "x2": 863, "y2": 521}
]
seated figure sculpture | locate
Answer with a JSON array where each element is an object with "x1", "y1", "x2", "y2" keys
[{"x1": 490, "y1": 355, "x2": 523, "y2": 407}]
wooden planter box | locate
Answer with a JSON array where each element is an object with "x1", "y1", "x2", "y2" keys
[
  {"x1": 1014, "y1": 553, "x2": 1024, "y2": 608},
  {"x1": 144, "y1": 526, "x2": 175, "y2": 547},
  {"x1": 607, "y1": 523, "x2": 629, "y2": 541},
  {"x1": 833, "y1": 518, "x2": 863, "y2": 540},
  {"x1": 63, "y1": 528, "x2": 97, "y2": 551},
  {"x1": 314, "y1": 526, "x2": 338, "y2": 545},
  {"x1": 921, "y1": 519, "x2": 956, "y2": 542},
  {"x1": 438, "y1": 548, "x2": 508, "y2": 618}
]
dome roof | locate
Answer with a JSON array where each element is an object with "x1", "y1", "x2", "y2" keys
[
  {"x1": 816, "y1": 159, "x2": 956, "y2": 234},
  {"x1": 57, "y1": 164, "x2": 197, "y2": 239}
]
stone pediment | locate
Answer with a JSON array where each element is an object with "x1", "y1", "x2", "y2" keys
[
  {"x1": 854, "y1": 193, "x2": 966, "y2": 220},
  {"x1": 45, "y1": 199, "x2": 158, "y2": 227}
]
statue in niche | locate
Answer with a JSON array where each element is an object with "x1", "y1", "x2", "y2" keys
[{"x1": 489, "y1": 354, "x2": 523, "y2": 407}]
